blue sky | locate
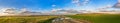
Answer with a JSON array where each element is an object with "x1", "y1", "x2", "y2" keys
[{"x1": 0, "y1": 0, "x2": 118, "y2": 12}]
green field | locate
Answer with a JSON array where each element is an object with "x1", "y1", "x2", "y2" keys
[
  {"x1": 0, "y1": 16, "x2": 57, "y2": 23},
  {"x1": 0, "y1": 14, "x2": 120, "y2": 23},
  {"x1": 66, "y1": 14, "x2": 120, "y2": 23}
]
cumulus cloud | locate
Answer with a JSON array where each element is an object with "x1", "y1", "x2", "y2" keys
[
  {"x1": 83, "y1": 0, "x2": 90, "y2": 5},
  {"x1": 118, "y1": 0, "x2": 120, "y2": 3},
  {"x1": 0, "y1": 7, "x2": 42, "y2": 15},
  {"x1": 97, "y1": 5, "x2": 112, "y2": 12},
  {"x1": 101, "y1": 5, "x2": 112, "y2": 9},
  {"x1": 72, "y1": 0, "x2": 81, "y2": 6},
  {"x1": 113, "y1": 0, "x2": 120, "y2": 8},
  {"x1": 20, "y1": 8, "x2": 28, "y2": 12},
  {"x1": 20, "y1": 11, "x2": 42, "y2": 15},
  {"x1": 18, "y1": 8, "x2": 75, "y2": 15},
  {"x1": 106, "y1": 5, "x2": 112, "y2": 8},
  {"x1": 51, "y1": 9, "x2": 81, "y2": 14},
  {"x1": 113, "y1": 3, "x2": 120, "y2": 8},
  {"x1": 0, "y1": 7, "x2": 18, "y2": 15},
  {"x1": 72, "y1": 0, "x2": 79, "y2": 3},
  {"x1": 72, "y1": 0, "x2": 90, "y2": 6}
]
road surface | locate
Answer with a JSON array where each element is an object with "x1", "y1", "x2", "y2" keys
[{"x1": 52, "y1": 16, "x2": 90, "y2": 23}]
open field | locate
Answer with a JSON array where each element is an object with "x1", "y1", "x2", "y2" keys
[
  {"x1": 66, "y1": 14, "x2": 120, "y2": 23},
  {"x1": 0, "y1": 14, "x2": 120, "y2": 23},
  {"x1": 0, "y1": 15, "x2": 57, "y2": 23}
]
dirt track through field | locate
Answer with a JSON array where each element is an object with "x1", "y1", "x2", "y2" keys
[{"x1": 52, "y1": 16, "x2": 90, "y2": 23}]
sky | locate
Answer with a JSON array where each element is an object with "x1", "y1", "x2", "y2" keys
[{"x1": 0, "y1": 0, "x2": 118, "y2": 12}]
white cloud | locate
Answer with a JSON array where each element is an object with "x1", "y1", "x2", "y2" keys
[
  {"x1": 0, "y1": 7, "x2": 18, "y2": 15},
  {"x1": 118, "y1": 0, "x2": 120, "y2": 3},
  {"x1": 113, "y1": 0, "x2": 120, "y2": 8},
  {"x1": 71, "y1": 0, "x2": 90, "y2": 6},
  {"x1": 51, "y1": 9, "x2": 81, "y2": 14},
  {"x1": 72, "y1": 0, "x2": 80, "y2": 3},
  {"x1": 39, "y1": 9, "x2": 80, "y2": 15},
  {"x1": 83, "y1": 0, "x2": 90, "y2": 5},
  {"x1": 106, "y1": 5, "x2": 112, "y2": 8},
  {"x1": 72, "y1": 0, "x2": 81, "y2": 6}
]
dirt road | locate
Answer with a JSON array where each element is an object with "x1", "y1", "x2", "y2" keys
[{"x1": 52, "y1": 16, "x2": 90, "y2": 23}]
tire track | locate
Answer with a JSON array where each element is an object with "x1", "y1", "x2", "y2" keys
[{"x1": 52, "y1": 16, "x2": 90, "y2": 23}]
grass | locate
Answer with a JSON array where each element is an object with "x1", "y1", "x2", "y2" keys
[
  {"x1": 0, "y1": 15, "x2": 57, "y2": 23},
  {"x1": 66, "y1": 14, "x2": 120, "y2": 23},
  {"x1": 0, "y1": 14, "x2": 120, "y2": 23}
]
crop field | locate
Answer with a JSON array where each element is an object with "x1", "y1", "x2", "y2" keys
[{"x1": 66, "y1": 14, "x2": 120, "y2": 23}]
